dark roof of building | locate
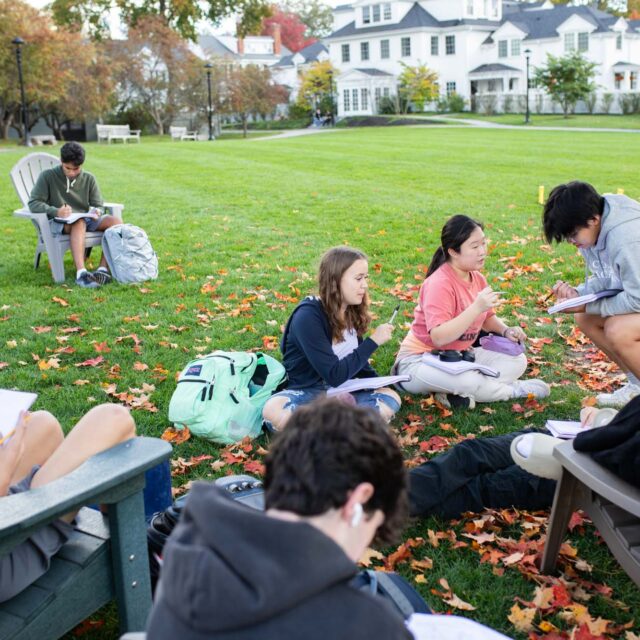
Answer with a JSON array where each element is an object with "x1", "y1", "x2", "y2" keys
[
  {"x1": 276, "y1": 40, "x2": 328, "y2": 67},
  {"x1": 469, "y1": 63, "x2": 520, "y2": 73},
  {"x1": 334, "y1": 3, "x2": 353, "y2": 11},
  {"x1": 329, "y1": 1, "x2": 627, "y2": 42},
  {"x1": 501, "y1": 3, "x2": 625, "y2": 40},
  {"x1": 198, "y1": 34, "x2": 237, "y2": 58},
  {"x1": 612, "y1": 60, "x2": 640, "y2": 68},
  {"x1": 353, "y1": 67, "x2": 394, "y2": 76}
]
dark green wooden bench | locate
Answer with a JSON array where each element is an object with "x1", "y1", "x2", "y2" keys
[{"x1": 0, "y1": 437, "x2": 172, "y2": 639}]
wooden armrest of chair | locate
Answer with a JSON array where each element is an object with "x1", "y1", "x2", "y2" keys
[
  {"x1": 0, "y1": 437, "x2": 172, "y2": 554},
  {"x1": 553, "y1": 441, "x2": 640, "y2": 517}
]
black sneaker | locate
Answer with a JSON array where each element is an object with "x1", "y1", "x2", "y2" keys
[
  {"x1": 75, "y1": 271, "x2": 100, "y2": 289},
  {"x1": 92, "y1": 269, "x2": 113, "y2": 285},
  {"x1": 434, "y1": 393, "x2": 476, "y2": 409}
]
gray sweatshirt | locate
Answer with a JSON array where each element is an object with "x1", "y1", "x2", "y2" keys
[{"x1": 577, "y1": 194, "x2": 640, "y2": 316}]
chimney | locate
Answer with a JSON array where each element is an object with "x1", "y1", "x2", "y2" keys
[
  {"x1": 236, "y1": 23, "x2": 245, "y2": 55},
  {"x1": 272, "y1": 23, "x2": 282, "y2": 55}
]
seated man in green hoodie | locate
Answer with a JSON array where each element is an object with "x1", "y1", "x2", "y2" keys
[
  {"x1": 28, "y1": 141, "x2": 122, "y2": 289},
  {"x1": 543, "y1": 181, "x2": 640, "y2": 407}
]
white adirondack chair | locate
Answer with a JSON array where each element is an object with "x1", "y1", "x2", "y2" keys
[{"x1": 10, "y1": 153, "x2": 124, "y2": 284}]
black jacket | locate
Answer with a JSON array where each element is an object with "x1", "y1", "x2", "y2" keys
[
  {"x1": 574, "y1": 395, "x2": 640, "y2": 488},
  {"x1": 146, "y1": 483, "x2": 411, "y2": 639}
]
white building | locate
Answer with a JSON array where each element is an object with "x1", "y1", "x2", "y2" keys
[{"x1": 326, "y1": 0, "x2": 640, "y2": 116}]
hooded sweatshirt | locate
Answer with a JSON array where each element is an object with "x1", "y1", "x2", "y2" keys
[
  {"x1": 577, "y1": 194, "x2": 640, "y2": 316},
  {"x1": 28, "y1": 165, "x2": 103, "y2": 219},
  {"x1": 146, "y1": 484, "x2": 411, "y2": 640}
]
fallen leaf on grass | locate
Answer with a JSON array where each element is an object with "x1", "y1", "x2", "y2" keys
[
  {"x1": 75, "y1": 356, "x2": 104, "y2": 367},
  {"x1": 161, "y1": 426, "x2": 191, "y2": 444},
  {"x1": 359, "y1": 548, "x2": 385, "y2": 567},
  {"x1": 444, "y1": 594, "x2": 476, "y2": 611},
  {"x1": 508, "y1": 603, "x2": 536, "y2": 632},
  {"x1": 52, "y1": 296, "x2": 69, "y2": 307}
]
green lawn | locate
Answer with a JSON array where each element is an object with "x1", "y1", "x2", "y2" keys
[
  {"x1": 449, "y1": 112, "x2": 640, "y2": 129},
  {"x1": 1, "y1": 127, "x2": 639, "y2": 639}
]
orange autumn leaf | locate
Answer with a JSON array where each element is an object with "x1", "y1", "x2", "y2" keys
[{"x1": 161, "y1": 426, "x2": 191, "y2": 444}]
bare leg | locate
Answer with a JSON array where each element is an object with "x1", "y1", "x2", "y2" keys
[
  {"x1": 65, "y1": 219, "x2": 88, "y2": 271},
  {"x1": 262, "y1": 396, "x2": 293, "y2": 431},
  {"x1": 96, "y1": 216, "x2": 123, "y2": 269},
  {"x1": 31, "y1": 404, "x2": 135, "y2": 508},
  {"x1": 9, "y1": 411, "x2": 63, "y2": 485},
  {"x1": 576, "y1": 312, "x2": 640, "y2": 377}
]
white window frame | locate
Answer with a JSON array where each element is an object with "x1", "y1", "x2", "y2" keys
[
  {"x1": 445, "y1": 35, "x2": 455, "y2": 55},
  {"x1": 511, "y1": 39, "x2": 520, "y2": 56},
  {"x1": 380, "y1": 39, "x2": 390, "y2": 59},
  {"x1": 352, "y1": 88, "x2": 359, "y2": 110},
  {"x1": 383, "y1": 3, "x2": 391, "y2": 20},
  {"x1": 498, "y1": 40, "x2": 508, "y2": 58},
  {"x1": 361, "y1": 87, "x2": 369, "y2": 110},
  {"x1": 362, "y1": 6, "x2": 370, "y2": 24},
  {"x1": 616, "y1": 33, "x2": 623, "y2": 50},
  {"x1": 372, "y1": 4, "x2": 381, "y2": 22},
  {"x1": 578, "y1": 32, "x2": 589, "y2": 52},
  {"x1": 431, "y1": 35, "x2": 439, "y2": 56},
  {"x1": 361, "y1": 41, "x2": 370, "y2": 61},
  {"x1": 446, "y1": 81, "x2": 456, "y2": 96},
  {"x1": 341, "y1": 44, "x2": 350, "y2": 63},
  {"x1": 343, "y1": 89, "x2": 350, "y2": 112},
  {"x1": 564, "y1": 32, "x2": 575, "y2": 53},
  {"x1": 401, "y1": 37, "x2": 411, "y2": 57}
]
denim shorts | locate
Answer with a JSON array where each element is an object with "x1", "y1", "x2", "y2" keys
[
  {"x1": 50, "y1": 215, "x2": 102, "y2": 236},
  {"x1": 264, "y1": 384, "x2": 401, "y2": 432},
  {"x1": 0, "y1": 466, "x2": 74, "y2": 602}
]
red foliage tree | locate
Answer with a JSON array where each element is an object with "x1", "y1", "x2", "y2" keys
[{"x1": 261, "y1": 8, "x2": 316, "y2": 53}]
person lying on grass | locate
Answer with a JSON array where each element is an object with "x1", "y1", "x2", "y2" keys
[
  {"x1": 543, "y1": 181, "x2": 640, "y2": 409},
  {"x1": 262, "y1": 246, "x2": 401, "y2": 431},
  {"x1": 0, "y1": 404, "x2": 135, "y2": 602},
  {"x1": 147, "y1": 398, "x2": 412, "y2": 640},
  {"x1": 393, "y1": 214, "x2": 549, "y2": 410}
]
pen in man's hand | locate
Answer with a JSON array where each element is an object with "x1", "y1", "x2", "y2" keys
[{"x1": 389, "y1": 305, "x2": 400, "y2": 324}]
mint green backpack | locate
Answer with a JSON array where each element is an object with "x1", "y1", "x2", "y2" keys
[{"x1": 168, "y1": 351, "x2": 287, "y2": 444}]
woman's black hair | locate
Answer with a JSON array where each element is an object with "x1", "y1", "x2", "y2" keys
[{"x1": 426, "y1": 215, "x2": 484, "y2": 278}]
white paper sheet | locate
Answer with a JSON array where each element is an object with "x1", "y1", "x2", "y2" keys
[
  {"x1": 407, "y1": 613, "x2": 512, "y2": 640},
  {"x1": 326, "y1": 374, "x2": 411, "y2": 396},
  {"x1": 0, "y1": 389, "x2": 37, "y2": 442},
  {"x1": 548, "y1": 289, "x2": 621, "y2": 314}
]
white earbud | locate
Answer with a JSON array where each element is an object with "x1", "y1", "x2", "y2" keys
[{"x1": 350, "y1": 503, "x2": 363, "y2": 528}]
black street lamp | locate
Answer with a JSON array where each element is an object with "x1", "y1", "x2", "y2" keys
[
  {"x1": 12, "y1": 37, "x2": 31, "y2": 147},
  {"x1": 327, "y1": 69, "x2": 334, "y2": 123},
  {"x1": 524, "y1": 48, "x2": 532, "y2": 125},
  {"x1": 204, "y1": 62, "x2": 213, "y2": 141}
]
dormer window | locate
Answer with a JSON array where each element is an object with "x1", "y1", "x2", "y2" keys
[
  {"x1": 361, "y1": 3, "x2": 391, "y2": 25},
  {"x1": 564, "y1": 32, "x2": 589, "y2": 54}
]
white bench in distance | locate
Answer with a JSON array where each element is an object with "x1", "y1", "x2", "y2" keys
[
  {"x1": 169, "y1": 126, "x2": 198, "y2": 141},
  {"x1": 96, "y1": 124, "x2": 141, "y2": 144}
]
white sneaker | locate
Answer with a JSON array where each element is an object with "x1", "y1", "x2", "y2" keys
[
  {"x1": 596, "y1": 382, "x2": 640, "y2": 408},
  {"x1": 510, "y1": 379, "x2": 551, "y2": 399}
]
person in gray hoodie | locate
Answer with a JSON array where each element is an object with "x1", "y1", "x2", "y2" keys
[
  {"x1": 543, "y1": 181, "x2": 640, "y2": 407},
  {"x1": 146, "y1": 399, "x2": 412, "y2": 640}
]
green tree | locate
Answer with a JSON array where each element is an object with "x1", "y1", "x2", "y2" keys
[
  {"x1": 296, "y1": 60, "x2": 335, "y2": 112},
  {"x1": 107, "y1": 15, "x2": 201, "y2": 134},
  {"x1": 397, "y1": 62, "x2": 439, "y2": 113},
  {"x1": 228, "y1": 64, "x2": 287, "y2": 137},
  {"x1": 534, "y1": 51, "x2": 597, "y2": 118},
  {"x1": 283, "y1": 0, "x2": 333, "y2": 38},
  {"x1": 50, "y1": 0, "x2": 271, "y2": 41}
]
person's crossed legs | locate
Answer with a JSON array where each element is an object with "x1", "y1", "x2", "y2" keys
[{"x1": 64, "y1": 214, "x2": 122, "y2": 288}]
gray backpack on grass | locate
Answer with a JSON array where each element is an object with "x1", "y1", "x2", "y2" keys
[{"x1": 102, "y1": 224, "x2": 158, "y2": 283}]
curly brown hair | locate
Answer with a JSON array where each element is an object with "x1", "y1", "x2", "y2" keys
[
  {"x1": 264, "y1": 398, "x2": 408, "y2": 545},
  {"x1": 318, "y1": 246, "x2": 371, "y2": 343}
]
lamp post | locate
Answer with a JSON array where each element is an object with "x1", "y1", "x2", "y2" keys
[
  {"x1": 524, "y1": 48, "x2": 532, "y2": 125},
  {"x1": 327, "y1": 69, "x2": 334, "y2": 123},
  {"x1": 12, "y1": 37, "x2": 30, "y2": 147},
  {"x1": 204, "y1": 62, "x2": 213, "y2": 141}
]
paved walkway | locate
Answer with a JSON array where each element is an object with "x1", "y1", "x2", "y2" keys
[{"x1": 256, "y1": 116, "x2": 640, "y2": 140}]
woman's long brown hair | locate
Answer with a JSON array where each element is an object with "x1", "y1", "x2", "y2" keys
[{"x1": 318, "y1": 247, "x2": 371, "y2": 342}]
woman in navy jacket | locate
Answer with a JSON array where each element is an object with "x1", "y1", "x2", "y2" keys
[{"x1": 262, "y1": 246, "x2": 401, "y2": 431}]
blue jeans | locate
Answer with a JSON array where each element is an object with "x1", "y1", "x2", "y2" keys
[{"x1": 264, "y1": 385, "x2": 401, "y2": 432}]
